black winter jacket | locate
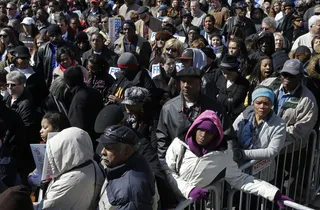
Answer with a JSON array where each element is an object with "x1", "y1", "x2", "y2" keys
[
  {"x1": 82, "y1": 47, "x2": 118, "y2": 68},
  {"x1": 68, "y1": 84, "x2": 103, "y2": 144},
  {"x1": 87, "y1": 71, "x2": 115, "y2": 102}
]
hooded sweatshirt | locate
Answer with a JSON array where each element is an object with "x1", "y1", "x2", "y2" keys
[
  {"x1": 185, "y1": 110, "x2": 224, "y2": 157},
  {"x1": 34, "y1": 127, "x2": 104, "y2": 210}
]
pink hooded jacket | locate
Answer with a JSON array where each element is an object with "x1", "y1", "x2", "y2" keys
[{"x1": 185, "y1": 110, "x2": 224, "y2": 157}]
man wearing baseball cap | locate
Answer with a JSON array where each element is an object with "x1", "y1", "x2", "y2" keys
[
  {"x1": 157, "y1": 66, "x2": 233, "y2": 165},
  {"x1": 97, "y1": 125, "x2": 158, "y2": 210},
  {"x1": 135, "y1": 6, "x2": 162, "y2": 40},
  {"x1": 82, "y1": 0, "x2": 108, "y2": 21}
]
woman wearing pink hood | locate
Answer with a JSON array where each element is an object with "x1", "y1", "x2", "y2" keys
[{"x1": 165, "y1": 110, "x2": 290, "y2": 208}]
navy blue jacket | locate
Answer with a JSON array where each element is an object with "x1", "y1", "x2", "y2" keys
[{"x1": 106, "y1": 152, "x2": 155, "y2": 210}]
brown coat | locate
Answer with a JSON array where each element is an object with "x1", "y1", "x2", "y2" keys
[{"x1": 209, "y1": 7, "x2": 230, "y2": 30}]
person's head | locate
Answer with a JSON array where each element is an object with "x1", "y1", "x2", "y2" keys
[
  {"x1": 203, "y1": 14, "x2": 215, "y2": 31},
  {"x1": 87, "y1": 54, "x2": 108, "y2": 74},
  {"x1": 100, "y1": 15, "x2": 109, "y2": 30},
  {"x1": 121, "y1": 87, "x2": 149, "y2": 115},
  {"x1": 90, "y1": 0, "x2": 100, "y2": 11},
  {"x1": 14, "y1": 46, "x2": 31, "y2": 69},
  {"x1": 40, "y1": 111, "x2": 70, "y2": 142},
  {"x1": 261, "y1": 17, "x2": 277, "y2": 33},
  {"x1": 251, "y1": 7, "x2": 264, "y2": 21},
  {"x1": 0, "y1": 28, "x2": 19, "y2": 47},
  {"x1": 176, "y1": 66, "x2": 202, "y2": 101},
  {"x1": 190, "y1": 0, "x2": 200, "y2": 15},
  {"x1": 6, "y1": 2, "x2": 17, "y2": 18},
  {"x1": 209, "y1": 0, "x2": 221, "y2": 10},
  {"x1": 158, "y1": 5, "x2": 169, "y2": 16},
  {"x1": 160, "y1": 54, "x2": 176, "y2": 77},
  {"x1": 69, "y1": 16, "x2": 80, "y2": 31},
  {"x1": 55, "y1": 15, "x2": 68, "y2": 34},
  {"x1": 56, "y1": 47, "x2": 74, "y2": 68},
  {"x1": 193, "y1": 112, "x2": 223, "y2": 147},
  {"x1": 75, "y1": 31, "x2": 89, "y2": 50},
  {"x1": 47, "y1": 24, "x2": 62, "y2": 44},
  {"x1": 280, "y1": 59, "x2": 303, "y2": 92},
  {"x1": 235, "y1": 1, "x2": 248, "y2": 18},
  {"x1": 184, "y1": 0, "x2": 191, "y2": 10},
  {"x1": 0, "y1": 2, "x2": 6, "y2": 15},
  {"x1": 291, "y1": 12, "x2": 303, "y2": 29},
  {"x1": 188, "y1": 26, "x2": 200, "y2": 44},
  {"x1": 309, "y1": 15, "x2": 320, "y2": 35},
  {"x1": 90, "y1": 32, "x2": 105, "y2": 52},
  {"x1": 210, "y1": 33, "x2": 222, "y2": 47},
  {"x1": 228, "y1": 39, "x2": 240, "y2": 56},
  {"x1": 64, "y1": 66, "x2": 84, "y2": 88},
  {"x1": 117, "y1": 52, "x2": 139, "y2": 79},
  {"x1": 182, "y1": 13, "x2": 193, "y2": 25},
  {"x1": 262, "y1": 1, "x2": 271, "y2": 14},
  {"x1": 0, "y1": 14, "x2": 8, "y2": 28},
  {"x1": 48, "y1": 0, "x2": 59, "y2": 13},
  {"x1": 33, "y1": 34, "x2": 49, "y2": 52},
  {"x1": 36, "y1": 8, "x2": 49, "y2": 22},
  {"x1": 6, "y1": 71, "x2": 26, "y2": 99},
  {"x1": 312, "y1": 35, "x2": 320, "y2": 54},
  {"x1": 137, "y1": 7, "x2": 150, "y2": 23},
  {"x1": 257, "y1": 32, "x2": 275, "y2": 56},
  {"x1": 201, "y1": 47, "x2": 216, "y2": 67},
  {"x1": 161, "y1": 16, "x2": 173, "y2": 28},
  {"x1": 274, "y1": 32, "x2": 284, "y2": 50},
  {"x1": 272, "y1": 1, "x2": 281, "y2": 13},
  {"x1": 295, "y1": 0, "x2": 306, "y2": 14},
  {"x1": 163, "y1": 38, "x2": 184, "y2": 58},
  {"x1": 220, "y1": 54, "x2": 239, "y2": 82},
  {"x1": 98, "y1": 125, "x2": 138, "y2": 168},
  {"x1": 0, "y1": 70, "x2": 7, "y2": 92},
  {"x1": 121, "y1": 20, "x2": 136, "y2": 41},
  {"x1": 190, "y1": 39, "x2": 206, "y2": 49},
  {"x1": 22, "y1": 6, "x2": 33, "y2": 18},
  {"x1": 124, "y1": 0, "x2": 135, "y2": 6},
  {"x1": 252, "y1": 56, "x2": 273, "y2": 82},
  {"x1": 21, "y1": 17, "x2": 38, "y2": 37},
  {"x1": 87, "y1": 15, "x2": 100, "y2": 27},
  {"x1": 252, "y1": 86, "x2": 274, "y2": 119},
  {"x1": 155, "y1": 30, "x2": 173, "y2": 49},
  {"x1": 0, "y1": 185, "x2": 33, "y2": 210},
  {"x1": 245, "y1": 39, "x2": 256, "y2": 54},
  {"x1": 283, "y1": 1, "x2": 294, "y2": 15},
  {"x1": 294, "y1": 46, "x2": 311, "y2": 64}
]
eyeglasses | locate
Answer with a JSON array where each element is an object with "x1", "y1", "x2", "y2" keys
[
  {"x1": 261, "y1": 27, "x2": 269, "y2": 31},
  {"x1": 0, "y1": 34, "x2": 8, "y2": 38},
  {"x1": 101, "y1": 21, "x2": 108, "y2": 23},
  {"x1": 156, "y1": 38, "x2": 166, "y2": 41},
  {"x1": 166, "y1": 48, "x2": 177, "y2": 52},
  {"x1": 315, "y1": 12, "x2": 320, "y2": 15},
  {"x1": 294, "y1": 19, "x2": 302, "y2": 22},
  {"x1": 6, "y1": 7, "x2": 14, "y2": 10},
  {"x1": 6, "y1": 83, "x2": 19, "y2": 87}
]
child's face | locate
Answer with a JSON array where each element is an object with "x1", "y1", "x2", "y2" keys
[
  {"x1": 40, "y1": 119, "x2": 55, "y2": 142},
  {"x1": 211, "y1": 36, "x2": 221, "y2": 47},
  {"x1": 162, "y1": 58, "x2": 176, "y2": 77}
]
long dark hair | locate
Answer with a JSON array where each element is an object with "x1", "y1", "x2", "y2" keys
[{"x1": 249, "y1": 56, "x2": 273, "y2": 84}]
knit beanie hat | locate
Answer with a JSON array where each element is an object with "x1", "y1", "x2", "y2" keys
[
  {"x1": 197, "y1": 119, "x2": 219, "y2": 135},
  {"x1": 117, "y1": 52, "x2": 138, "y2": 69},
  {"x1": 64, "y1": 66, "x2": 84, "y2": 87},
  {"x1": 0, "y1": 185, "x2": 33, "y2": 210}
]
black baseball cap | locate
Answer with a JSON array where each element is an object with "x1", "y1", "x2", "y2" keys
[{"x1": 97, "y1": 125, "x2": 139, "y2": 146}]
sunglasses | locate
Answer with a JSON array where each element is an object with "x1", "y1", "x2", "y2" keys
[
  {"x1": 166, "y1": 48, "x2": 177, "y2": 52},
  {"x1": 156, "y1": 38, "x2": 166, "y2": 41},
  {"x1": 0, "y1": 34, "x2": 8, "y2": 38},
  {"x1": 281, "y1": 72, "x2": 296, "y2": 78},
  {"x1": 315, "y1": 12, "x2": 320, "y2": 16},
  {"x1": 6, "y1": 7, "x2": 14, "y2": 10},
  {"x1": 6, "y1": 83, "x2": 19, "y2": 87}
]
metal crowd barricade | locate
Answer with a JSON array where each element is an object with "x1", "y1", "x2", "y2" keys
[
  {"x1": 225, "y1": 129, "x2": 319, "y2": 210},
  {"x1": 174, "y1": 179, "x2": 225, "y2": 210},
  {"x1": 174, "y1": 129, "x2": 320, "y2": 210}
]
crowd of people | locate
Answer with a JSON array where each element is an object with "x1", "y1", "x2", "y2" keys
[{"x1": 0, "y1": 0, "x2": 318, "y2": 209}]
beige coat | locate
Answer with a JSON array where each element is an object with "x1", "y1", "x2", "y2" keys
[
  {"x1": 135, "y1": 17, "x2": 162, "y2": 40},
  {"x1": 118, "y1": 3, "x2": 140, "y2": 20}
]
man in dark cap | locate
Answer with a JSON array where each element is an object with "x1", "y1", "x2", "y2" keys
[
  {"x1": 64, "y1": 66, "x2": 103, "y2": 146},
  {"x1": 222, "y1": 1, "x2": 256, "y2": 40},
  {"x1": 5, "y1": 45, "x2": 48, "y2": 108},
  {"x1": 97, "y1": 125, "x2": 157, "y2": 210},
  {"x1": 279, "y1": 0, "x2": 295, "y2": 33},
  {"x1": 216, "y1": 54, "x2": 249, "y2": 121},
  {"x1": 35, "y1": 24, "x2": 79, "y2": 87},
  {"x1": 157, "y1": 66, "x2": 233, "y2": 166},
  {"x1": 176, "y1": 13, "x2": 194, "y2": 38},
  {"x1": 135, "y1": 6, "x2": 162, "y2": 40},
  {"x1": 113, "y1": 20, "x2": 151, "y2": 69},
  {"x1": 107, "y1": 52, "x2": 155, "y2": 104}
]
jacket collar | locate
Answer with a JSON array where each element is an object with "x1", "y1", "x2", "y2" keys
[{"x1": 106, "y1": 152, "x2": 139, "y2": 180}]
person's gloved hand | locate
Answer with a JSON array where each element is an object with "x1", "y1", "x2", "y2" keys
[
  {"x1": 233, "y1": 148, "x2": 244, "y2": 161},
  {"x1": 188, "y1": 187, "x2": 209, "y2": 202},
  {"x1": 28, "y1": 173, "x2": 41, "y2": 187},
  {"x1": 274, "y1": 191, "x2": 292, "y2": 209}
]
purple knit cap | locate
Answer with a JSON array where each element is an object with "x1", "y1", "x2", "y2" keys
[{"x1": 197, "y1": 119, "x2": 218, "y2": 135}]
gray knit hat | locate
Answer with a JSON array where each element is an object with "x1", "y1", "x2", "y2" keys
[
  {"x1": 121, "y1": 87, "x2": 149, "y2": 105},
  {"x1": 117, "y1": 52, "x2": 138, "y2": 69}
]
